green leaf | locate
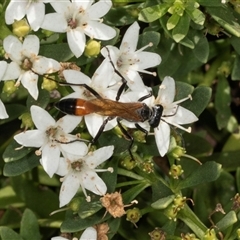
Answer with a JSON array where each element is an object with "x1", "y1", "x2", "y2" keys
[
  {"x1": 151, "y1": 195, "x2": 175, "y2": 209},
  {"x1": 185, "y1": 8, "x2": 205, "y2": 25},
  {"x1": 3, "y1": 153, "x2": 39, "y2": 176},
  {"x1": 0, "y1": 186, "x2": 23, "y2": 209},
  {"x1": 232, "y1": 54, "x2": 240, "y2": 80},
  {"x1": 167, "y1": 13, "x2": 180, "y2": 30},
  {"x1": 0, "y1": 104, "x2": 26, "y2": 125},
  {"x1": 39, "y1": 43, "x2": 74, "y2": 62},
  {"x1": 0, "y1": 227, "x2": 23, "y2": 240},
  {"x1": 20, "y1": 209, "x2": 41, "y2": 240},
  {"x1": 61, "y1": 210, "x2": 102, "y2": 232},
  {"x1": 3, "y1": 140, "x2": 33, "y2": 162},
  {"x1": 215, "y1": 75, "x2": 231, "y2": 129},
  {"x1": 206, "y1": 5, "x2": 240, "y2": 37},
  {"x1": 198, "y1": 0, "x2": 223, "y2": 6},
  {"x1": 76, "y1": 198, "x2": 103, "y2": 219},
  {"x1": 178, "y1": 205, "x2": 207, "y2": 239},
  {"x1": 181, "y1": 85, "x2": 212, "y2": 117},
  {"x1": 192, "y1": 32, "x2": 209, "y2": 63},
  {"x1": 200, "y1": 150, "x2": 240, "y2": 172},
  {"x1": 184, "y1": 133, "x2": 213, "y2": 157},
  {"x1": 138, "y1": 31, "x2": 161, "y2": 49},
  {"x1": 230, "y1": 36, "x2": 240, "y2": 55},
  {"x1": 172, "y1": 13, "x2": 190, "y2": 42},
  {"x1": 138, "y1": 3, "x2": 169, "y2": 23},
  {"x1": 11, "y1": 176, "x2": 60, "y2": 218},
  {"x1": 216, "y1": 211, "x2": 238, "y2": 231},
  {"x1": 104, "y1": 3, "x2": 140, "y2": 26},
  {"x1": 26, "y1": 88, "x2": 50, "y2": 109},
  {"x1": 177, "y1": 161, "x2": 222, "y2": 190},
  {"x1": 122, "y1": 182, "x2": 150, "y2": 203}
]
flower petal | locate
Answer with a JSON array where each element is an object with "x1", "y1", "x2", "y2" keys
[
  {"x1": 21, "y1": 71, "x2": 39, "y2": 100},
  {"x1": 30, "y1": 105, "x2": 56, "y2": 131},
  {"x1": 63, "y1": 69, "x2": 91, "y2": 87},
  {"x1": 26, "y1": 2, "x2": 45, "y2": 31},
  {"x1": 157, "y1": 76, "x2": 175, "y2": 105},
  {"x1": 85, "y1": 114, "x2": 104, "y2": 138},
  {"x1": 133, "y1": 51, "x2": 161, "y2": 70},
  {"x1": 57, "y1": 115, "x2": 81, "y2": 133},
  {"x1": 0, "y1": 100, "x2": 8, "y2": 119},
  {"x1": 92, "y1": 60, "x2": 114, "y2": 89},
  {"x1": 154, "y1": 121, "x2": 171, "y2": 156},
  {"x1": 50, "y1": 1, "x2": 70, "y2": 14},
  {"x1": 60, "y1": 141, "x2": 88, "y2": 156},
  {"x1": 67, "y1": 30, "x2": 86, "y2": 58},
  {"x1": 59, "y1": 173, "x2": 80, "y2": 207},
  {"x1": 41, "y1": 143, "x2": 60, "y2": 177},
  {"x1": 85, "y1": 145, "x2": 114, "y2": 168},
  {"x1": 84, "y1": 21, "x2": 116, "y2": 40},
  {"x1": 120, "y1": 22, "x2": 139, "y2": 52},
  {"x1": 32, "y1": 57, "x2": 60, "y2": 75},
  {"x1": 41, "y1": 13, "x2": 67, "y2": 32},
  {"x1": 2, "y1": 62, "x2": 21, "y2": 80},
  {"x1": 14, "y1": 130, "x2": 46, "y2": 147},
  {"x1": 3, "y1": 35, "x2": 22, "y2": 63},
  {"x1": 22, "y1": 35, "x2": 39, "y2": 57},
  {"x1": 164, "y1": 106, "x2": 198, "y2": 125},
  {"x1": 88, "y1": 0, "x2": 112, "y2": 18},
  {"x1": 80, "y1": 227, "x2": 97, "y2": 240},
  {"x1": 0, "y1": 61, "x2": 7, "y2": 79},
  {"x1": 82, "y1": 170, "x2": 107, "y2": 196},
  {"x1": 55, "y1": 157, "x2": 68, "y2": 176},
  {"x1": 5, "y1": 1, "x2": 27, "y2": 24}
]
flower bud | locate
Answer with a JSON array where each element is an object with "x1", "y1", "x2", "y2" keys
[
  {"x1": 126, "y1": 208, "x2": 141, "y2": 225},
  {"x1": 84, "y1": 39, "x2": 101, "y2": 58},
  {"x1": 181, "y1": 233, "x2": 199, "y2": 240},
  {"x1": 164, "y1": 204, "x2": 178, "y2": 221},
  {"x1": 19, "y1": 112, "x2": 34, "y2": 130},
  {"x1": 121, "y1": 154, "x2": 137, "y2": 170},
  {"x1": 149, "y1": 228, "x2": 166, "y2": 240},
  {"x1": 41, "y1": 77, "x2": 58, "y2": 92},
  {"x1": 2, "y1": 80, "x2": 18, "y2": 95},
  {"x1": 141, "y1": 159, "x2": 154, "y2": 173},
  {"x1": 203, "y1": 229, "x2": 217, "y2": 240},
  {"x1": 12, "y1": 19, "x2": 30, "y2": 37},
  {"x1": 237, "y1": 228, "x2": 240, "y2": 239},
  {"x1": 169, "y1": 164, "x2": 183, "y2": 179},
  {"x1": 41, "y1": 29, "x2": 54, "y2": 38},
  {"x1": 69, "y1": 197, "x2": 83, "y2": 213}
]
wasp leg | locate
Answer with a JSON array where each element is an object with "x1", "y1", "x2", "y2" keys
[
  {"x1": 104, "y1": 47, "x2": 127, "y2": 101},
  {"x1": 135, "y1": 123, "x2": 149, "y2": 141},
  {"x1": 116, "y1": 117, "x2": 134, "y2": 160},
  {"x1": 138, "y1": 91, "x2": 153, "y2": 102},
  {"x1": 91, "y1": 116, "x2": 112, "y2": 144}
]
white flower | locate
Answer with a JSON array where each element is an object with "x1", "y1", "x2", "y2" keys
[
  {"x1": 58, "y1": 61, "x2": 118, "y2": 138},
  {"x1": 0, "y1": 61, "x2": 9, "y2": 119},
  {"x1": 3, "y1": 35, "x2": 60, "y2": 100},
  {"x1": 14, "y1": 105, "x2": 88, "y2": 177},
  {"x1": 5, "y1": 0, "x2": 50, "y2": 31},
  {"x1": 56, "y1": 145, "x2": 114, "y2": 207},
  {"x1": 151, "y1": 76, "x2": 198, "y2": 156},
  {"x1": 51, "y1": 227, "x2": 97, "y2": 240},
  {"x1": 101, "y1": 21, "x2": 161, "y2": 90},
  {"x1": 41, "y1": 0, "x2": 116, "y2": 57}
]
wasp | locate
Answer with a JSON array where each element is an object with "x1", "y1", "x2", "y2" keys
[{"x1": 54, "y1": 48, "x2": 166, "y2": 159}]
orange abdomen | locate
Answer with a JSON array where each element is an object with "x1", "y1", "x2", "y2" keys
[{"x1": 55, "y1": 98, "x2": 94, "y2": 116}]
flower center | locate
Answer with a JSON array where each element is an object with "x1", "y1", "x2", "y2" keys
[
  {"x1": 21, "y1": 58, "x2": 33, "y2": 71},
  {"x1": 71, "y1": 160, "x2": 83, "y2": 171},
  {"x1": 67, "y1": 18, "x2": 78, "y2": 29}
]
